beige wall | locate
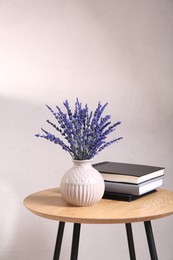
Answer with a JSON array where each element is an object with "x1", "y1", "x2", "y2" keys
[{"x1": 0, "y1": 0, "x2": 173, "y2": 259}]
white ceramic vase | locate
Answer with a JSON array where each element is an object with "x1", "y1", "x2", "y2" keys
[{"x1": 60, "y1": 160, "x2": 105, "y2": 206}]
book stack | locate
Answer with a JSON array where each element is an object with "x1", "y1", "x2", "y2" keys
[{"x1": 93, "y1": 161, "x2": 165, "y2": 201}]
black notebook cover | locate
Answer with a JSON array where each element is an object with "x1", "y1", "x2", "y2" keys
[
  {"x1": 102, "y1": 189, "x2": 157, "y2": 202},
  {"x1": 93, "y1": 161, "x2": 164, "y2": 184},
  {"x1": 93, "y1": 161, "x2": 164, "y2": 177}
]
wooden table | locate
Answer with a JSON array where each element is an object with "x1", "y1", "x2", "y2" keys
[{"x1": 24, "y1": 188, "x2": 173, "y2": 260}]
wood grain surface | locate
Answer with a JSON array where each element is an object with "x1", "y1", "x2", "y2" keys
[{"x1": 23, "y1": 188, "x2": 173, "y2": 224}]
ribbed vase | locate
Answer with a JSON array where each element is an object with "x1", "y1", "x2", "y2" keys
[{"x1": 60, "y1": 160, "x2": 105, "y2": 207}]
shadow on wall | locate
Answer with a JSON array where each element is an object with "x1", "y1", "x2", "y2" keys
[
  {"x1": 0, "y1": 181, "x2": 18, "y2": 255},
  {"x1": 0, "y1": 96, "x2": 69, "y2": 260},
  {"x1": 0, "y1": 180, "x2": 55, "y2": 260}
]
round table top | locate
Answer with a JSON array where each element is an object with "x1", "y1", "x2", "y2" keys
[{"x1": 23, "y1": 188, "x2": 173, "y2": 224}]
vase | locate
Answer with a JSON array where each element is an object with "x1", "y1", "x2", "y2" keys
[{"x1": 60, "y1": 160, "x2": 105, "y2": 207}]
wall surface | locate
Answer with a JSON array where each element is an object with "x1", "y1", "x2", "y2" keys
[{"x1": 0, "y1": 0, "x2": 173, "y2": 259}]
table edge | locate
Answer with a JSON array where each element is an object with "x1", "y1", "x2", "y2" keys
[{"x1": 23, "y1": 188, "x2": 173, "y2": 224}]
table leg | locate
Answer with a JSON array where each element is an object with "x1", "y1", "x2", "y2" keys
[
  {"x1": 53, "y1": 221, "x2": 65, "y2": 260},
  {"x1": 144, "y1": 221, "x2": 158, "y2": 260},
  {"x1": 70, "y1": 223, "x2": 81, "y2": 260},
  {"x1": 125, "y1": 223, "x2": 136, "y2": 260}
]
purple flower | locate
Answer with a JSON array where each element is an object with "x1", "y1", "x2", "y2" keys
[{"x1": 36, "y1": 99, "x2": 123, "y2": 160}]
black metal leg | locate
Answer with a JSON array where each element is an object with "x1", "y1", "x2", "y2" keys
[
  {"x1": 70, "y1": 223, "x2": 81, "y2": 260},
  {"x1": 144, "y1": 221, "x2": 158, "y2": 260},
  {"x1": 53, "y1": 221, "x2": 65, "y2": 260},
  {"x1": 125, "y1": 223, "x2": 136, "y2": 260}
]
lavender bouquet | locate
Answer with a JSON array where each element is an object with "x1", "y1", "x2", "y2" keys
[{"x1": 36, "y1": 99, "x2": 123, "y2": 160}]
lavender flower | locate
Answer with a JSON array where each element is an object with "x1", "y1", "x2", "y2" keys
[{"x1": 36, "y1": 99, "x2": 123, "y2": 160}]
